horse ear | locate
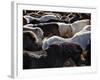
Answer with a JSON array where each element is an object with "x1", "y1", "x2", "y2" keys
[
  {"x1": 80, "y1": 51, "x2": 88, "y2": 61},
  {"x1": 81, "y1": 54, "x2": 86, "y2": 61}
]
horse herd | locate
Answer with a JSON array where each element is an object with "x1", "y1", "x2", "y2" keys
[{"x1": 23, "y1": 11, "x2": 91, "y2": 69}]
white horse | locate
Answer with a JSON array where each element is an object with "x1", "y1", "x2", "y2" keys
[
  {"x1": 42, "y1": 30, "x2": 90, "y2": 51},
  {"x1": 54, "y1": 20, "x2": 90, "y2": 38}
]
